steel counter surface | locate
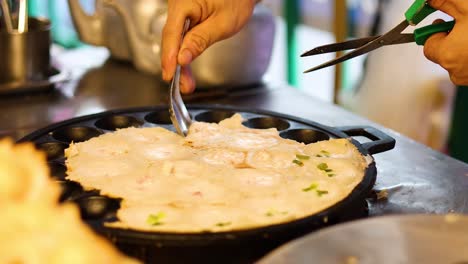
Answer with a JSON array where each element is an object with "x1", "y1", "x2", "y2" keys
[{"x1": 1, "y1": 46, "x2": 467, "y2": 217}]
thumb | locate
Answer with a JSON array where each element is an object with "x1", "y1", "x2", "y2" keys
[
  {"x1": 423, "y1": 19, "x2": 448, "y2": 64},
  {"x1": 177, "y1": 19, "x2": 226, "y2": 65}
]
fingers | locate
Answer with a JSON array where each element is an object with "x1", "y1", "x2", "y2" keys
[
  {"x1": 179, "y1": 66, "x2": 196, "y2": 94},
  {"x1": 161, "y1": 1, "x2": 191, "y2": 81},
  {"x1": 427, "y1": 0, "x2": 466, "y2": 19},
  {"x1": 162, "y1": 0, "x2": 257, "y2": 90},
  {"x1": 424, "y1": 31, "x2": 448, "y2": 65},
  {"x1": 177, "y1": 17, "x2": 227, "y2": 66}
]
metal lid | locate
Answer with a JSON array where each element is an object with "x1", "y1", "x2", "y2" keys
[{"x1": 258, "y1": 214, "x2": 468, "y2": 264}]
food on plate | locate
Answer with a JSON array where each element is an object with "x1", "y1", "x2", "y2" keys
[
  {"x1": 65, "y1": 114, "x2": 369, "y2": 233},
  {"x1": 0, "y1": 139, "x2": 139, "y2": 264}
]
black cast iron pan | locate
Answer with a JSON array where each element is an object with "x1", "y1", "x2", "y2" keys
[{"x1": 19, "y1": 105, "x2": 395, "y2": 264}]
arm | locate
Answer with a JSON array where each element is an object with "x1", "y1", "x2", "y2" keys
[
  {"x1": 424, "y1": 0, "x2": 468, "y2": 85},
  {"x1": 161, "y1": 0, "x2": 260, "y2": 93}
]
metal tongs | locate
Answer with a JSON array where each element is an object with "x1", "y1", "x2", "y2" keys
[
  {"x1": 1, "y1": 0, "x2": 13, "y2": 33},
  {"x1": 169, "y1": 19, "x2": 192, "y2": 137},
  {"x1": 302, "y1": 0, "x2": 455, "y2": 73},
  {"x1": 17, "y1": 0, "x2": 28, "y2": 33},
  {"x1": 1, "y1": 0, "x2": 28, "y2": 33}
]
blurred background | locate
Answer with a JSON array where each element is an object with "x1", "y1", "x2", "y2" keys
[
  {"x1": 13, "y1": 0, "x2": 466, "y2": 162},
  {"x1": 262, "y1": 0, "x2": 457, "y2": 157}
]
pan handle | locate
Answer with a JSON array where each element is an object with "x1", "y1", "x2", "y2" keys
[{"x1": 336, "y1": 126, "x2": 396, "y2": 155}]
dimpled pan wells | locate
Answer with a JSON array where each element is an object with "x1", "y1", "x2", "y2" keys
[{"x1": 19, "y1": 105, "x2": 395, "y2": 264}]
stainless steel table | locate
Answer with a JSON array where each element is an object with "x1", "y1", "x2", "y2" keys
[{"x1": 1, "y1": 46, "x2": 467, "y2": 217}]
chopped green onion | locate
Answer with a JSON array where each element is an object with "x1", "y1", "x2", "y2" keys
[
  {"x1": 266, "y1": 209, "x2": 289, "y2": 217},
  {"x1": 316, "y1": 190, "x2": 329, "y2": 197},
  {"x1": 317, "y1": 163, "x2": 328, "y2": 170},
  {"x1": 318, "y1": 163, "x2": 335, "y2": 177},
  {"x1": 296, "y1": 154, "x2": 310, "y2": 160},
  {"x1": 302, "y1": 183, "x2": 318, "y2": 192},
  {"x1": 146, "y1": 212, "x2": 165, "y2": 226},
  {"x1": 293, "y1": 159, "x2": 304, "y2": 166},
  {"x1": 216, "y1": 222, "x2": 231, "y2": 227},
  {"x1": 316, "y1": 150, "x2": 331, "y2": 158},
  {"x1": 266, "y1": 209, "x2": 276, "y2": 217}
]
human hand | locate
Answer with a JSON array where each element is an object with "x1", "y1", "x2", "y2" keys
[
  {"x1": 161, "y1": 0, "x2": 259, "y2": 94},
  {"x1": 424, "y1": 0, "x2": 468, "y2": 85}
]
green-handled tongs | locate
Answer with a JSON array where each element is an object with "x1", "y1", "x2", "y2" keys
[{"x1": 302, "y1": 0, "x2": 455, "y2": 73}]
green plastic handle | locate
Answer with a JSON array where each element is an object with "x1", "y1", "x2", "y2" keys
[
  {"x1": 405, "y1": 0, "x2": 437, "y2": 25},
  {"x1": 414, "y1": 20, "x2": 455, "y2": 45}
]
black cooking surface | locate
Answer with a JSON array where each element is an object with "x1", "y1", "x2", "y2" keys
[{"x1": 19, "y1": 105, "x2": 394, "y2": 264}]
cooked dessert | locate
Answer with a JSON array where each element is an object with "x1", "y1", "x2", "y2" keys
[
  {"x1": 65, "y1": 114, "x2": 369, "y2": 233},
  {"x1": 0, "y1": 139, "x2": 139, "y2": 264}
]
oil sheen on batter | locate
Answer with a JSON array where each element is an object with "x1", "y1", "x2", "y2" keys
[{"x1": 65, "y1": 114, "x2": 368, "y2": 233}]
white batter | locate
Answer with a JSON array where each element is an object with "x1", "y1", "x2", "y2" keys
[{"x1": 65, "y1": 114, "x2": 368, "y2": 233}]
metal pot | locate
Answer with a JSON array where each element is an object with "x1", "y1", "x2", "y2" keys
[{"x1": 68, "y1": 0, "x2": 276, "y2": 88}]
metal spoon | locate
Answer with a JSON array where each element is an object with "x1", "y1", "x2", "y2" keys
[
  {"x1": 169, "y1": 18, "x2": 192, "y2": 136},
  {"x1": 0, "y1": 0, "x2": 13, "y2": 33}
]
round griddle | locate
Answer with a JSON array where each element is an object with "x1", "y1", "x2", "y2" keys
[
  {"x1": 258, "y1": 214, "x2": 468, "y2": 264},
  {"x1": 19, "y1": 105, "x2": 395, "y2": 264}
]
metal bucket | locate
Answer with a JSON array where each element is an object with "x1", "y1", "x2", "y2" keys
[{"x1": 0, "y1": 17, "x2": 51, "y2": 88}]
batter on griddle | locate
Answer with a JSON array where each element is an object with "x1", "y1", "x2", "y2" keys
[{"x1": 65, "y1": 114, "x2": 368, "y2": 233}]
